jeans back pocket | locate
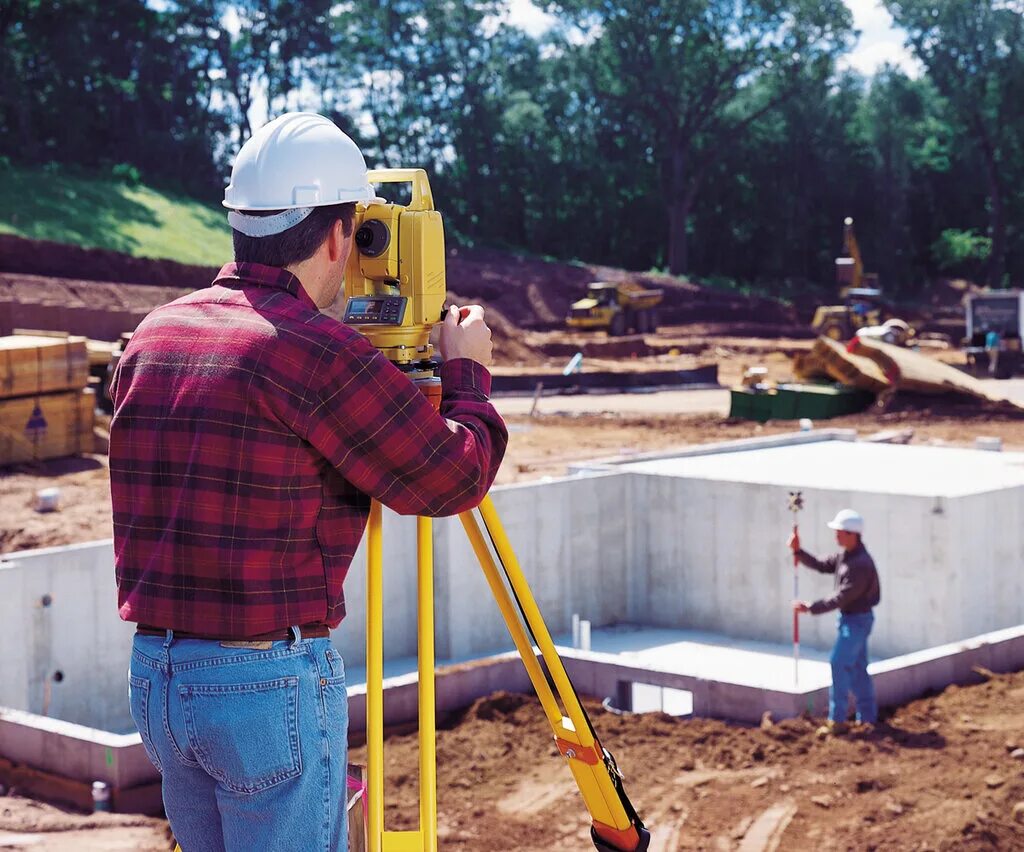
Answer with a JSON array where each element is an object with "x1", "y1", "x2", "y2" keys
[
  {"x1": 128, "y1": 674, "x2": 162, "y2": 773},
  {"x1": 179, "y1": 677, "x2": 301, "y2": 794}
]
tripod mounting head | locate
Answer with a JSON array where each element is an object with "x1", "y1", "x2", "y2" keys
[{"x1": 343, "y1": 169, "x2": 446, "y2": 366}]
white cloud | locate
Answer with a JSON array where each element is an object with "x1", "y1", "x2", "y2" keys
[
  {"x1": 839, "y1": 0, "x2": 922, "y2": 77},
  {"x1": 506, "y1": 0, "x2": 557, "y2": 36}
]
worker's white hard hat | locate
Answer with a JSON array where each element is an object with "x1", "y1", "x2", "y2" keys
[
  {"x1": 827, "y1": 509, "x2": 864, "y2": 534},
  {"x1": 223, "y1": 112, "x2": 375, "y2": 237},
  {"x1": 883, "y1": 318, "x2": 910, "y2": 330}
]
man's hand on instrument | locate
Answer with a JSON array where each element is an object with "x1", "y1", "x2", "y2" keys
[
  {"x1": 792, "y1": 600, "x2": 811, "y2": 614},
  {"x1": 440, "y1": 304, "x2": 493, "y2": 367}
]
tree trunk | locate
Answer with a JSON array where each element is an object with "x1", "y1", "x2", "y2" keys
[
  {"x1": 975, "y1": 116, "x2": 1006, "y2": 288},
  {"x1": 667, "y1": 195, "x2": 691, "y2": 276},
  {"x1": 666, "y1": 141, "x2": 690, "y2": 276},
  {"x1": 986, "y1": 171, "x2": 1006, "y2": 289}
]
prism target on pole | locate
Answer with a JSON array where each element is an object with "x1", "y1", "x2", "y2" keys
[{"x1": 788, "y1": 491, "x2": 804, "y2": 686}]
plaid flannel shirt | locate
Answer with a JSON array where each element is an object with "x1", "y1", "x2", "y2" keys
[{"x1": 109, "y1": 262, "x2": 507, "y2": 636}]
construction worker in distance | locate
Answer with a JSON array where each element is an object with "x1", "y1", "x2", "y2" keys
[
  {"x1": 788, "y1": 508, "x2": 881, "y2": 735},
  {"x1": 108, "y1": 112, "x2": 508, "y2": 852}
]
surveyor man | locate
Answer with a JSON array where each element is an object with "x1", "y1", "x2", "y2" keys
[
  {"x1": 109, "y1": 112, "x2": 508, "y2": 852},
  {"x1": 789, "y1": 508, "x2": 881, "y2": 732}
]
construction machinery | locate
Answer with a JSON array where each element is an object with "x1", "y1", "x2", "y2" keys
[
  {"x1": 810, "y1": 218, "x2": 911, "y2": 343},
  {"x1": 962, "y1": 290, "x2": 1024, "y2": 379},
  {"x1": 566, "y1": 282, "x2": 663, "y2": 336}
]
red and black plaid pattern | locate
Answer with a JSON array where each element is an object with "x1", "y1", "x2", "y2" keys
[{"x1": 109, "y1": 262, "x2": 507, "y2": 637}]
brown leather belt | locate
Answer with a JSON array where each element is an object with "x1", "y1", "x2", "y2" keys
[{"x1": 136, "y1": 623, "x2": 330, "y2": 641}]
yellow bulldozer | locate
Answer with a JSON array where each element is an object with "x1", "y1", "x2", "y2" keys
[
  {"x1": 810, "y1": 218, "x2": 912, "y2": 345},
  {"x1": 566, "y1": 281, "x2": 664, "y2": 336}
]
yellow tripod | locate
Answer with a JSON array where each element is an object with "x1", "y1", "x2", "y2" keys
[{"x1": 365, "y1": 475, "x2": 650, "y2": 851}]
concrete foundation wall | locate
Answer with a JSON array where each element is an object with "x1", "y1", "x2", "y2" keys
[
  {"x1": 632, "y1": 473, "x2": 957, "y2": 658},
  {"x1": 329, "y1": 472, "x2": 632, "y2": 670},
  {"x1": 948, "y1": 490, "x2": 1024, "y2": 642},
  {"x1": 0, "y1": 473, "x2": 633, "y2": 731},
  {"x1": 0, "y1": 541, "x2": 136, "y2": 733},
  {"x1": 4, "y1": 434, "x2": 1024, "y2": 738}
]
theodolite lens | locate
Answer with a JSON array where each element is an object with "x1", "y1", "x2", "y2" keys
[{"x1": 355, "y1": 219, "x2": 390, "y2": 257}]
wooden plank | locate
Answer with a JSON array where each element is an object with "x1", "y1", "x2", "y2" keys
[
  {"x1": 0, "y1": 335, "x2": 89, "y2": 400},
  {"x1": 0, "y1": 389, "x2": 95, "y2": 466},
  {"x1": 795, "y1": 337, "x2": 891, "y2": 393},
  {"x1": 12, "y1": 329, "x2": 115, "y2": 368},
  {"x1": 348, "y1": 763, "x2": 367, "y2": 852},
  {"x1": 853, "y1": 337, "x2": 1024, "y2": 406}
]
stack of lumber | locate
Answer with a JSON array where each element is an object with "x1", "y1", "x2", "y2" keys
[
  {"x1": 793, "y1": 336, "x2": 1024, "y2": 411},
  {"x1": 0, "y1": 335, "x2": 94, "y2": 465}
]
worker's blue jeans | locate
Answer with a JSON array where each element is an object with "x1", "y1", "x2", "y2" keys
[
  {"x1": 128, "y1": 629, "x2": 348, "y2": 851},
  {"x1": 829, "y1": 611, "x2": 877, "y2": 724}
]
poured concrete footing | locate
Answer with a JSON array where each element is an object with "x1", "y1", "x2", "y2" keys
[{"x1": 3, "y1": 621, "x2": 1024, "y2": 812}]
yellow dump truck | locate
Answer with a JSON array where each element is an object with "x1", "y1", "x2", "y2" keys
[{"x1": 566, "y1": 281, "x2": 664, "y2": 336}]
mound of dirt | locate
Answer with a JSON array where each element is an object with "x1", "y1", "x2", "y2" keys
[
  {"x1": 4, "y1": 668, "x2": 1024, "y2": 849},
  {"x1": 0, "y1": 234, "x2": 215, "y2": 290},
  {"x1": 347, "y1": 668, "x2": 1024, "y2": 851},
  {"x1": 0, "y1": 235, "x2": 799, "y2": 360}
]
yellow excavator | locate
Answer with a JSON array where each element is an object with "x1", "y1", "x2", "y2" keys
[{"x1": 810, "y1": 218, "x2": 912, "y2": 345}]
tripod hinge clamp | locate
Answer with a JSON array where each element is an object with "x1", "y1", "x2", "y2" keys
[{"x1": 555, "y1": 737, "x2": 601, "y2": 765}]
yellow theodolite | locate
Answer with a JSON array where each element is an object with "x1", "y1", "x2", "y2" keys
[
  {"x1": 347, "y1": 169, "x2": 650, "y2": 852},
  {"x1": 343, "y1": 170, "x2": 447, "y2": 365}
]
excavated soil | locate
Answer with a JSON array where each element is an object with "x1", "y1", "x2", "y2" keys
[{"x1": 3, "y1": 670, "x2": 1024, "y2": 850}]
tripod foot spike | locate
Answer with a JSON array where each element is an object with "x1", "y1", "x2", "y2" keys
[{"x1": 591, "y1": 824, "x2": 652, "y2": 852}]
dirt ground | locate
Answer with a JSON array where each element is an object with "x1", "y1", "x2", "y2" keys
[
  {"x1": 3, "y1": 669, "x2": 1024, "y2": 850},
  {"x1": 3, "y1": 340, "x2": 1024, "y2": 553},
  {"x1": 2, "y1": 236, "x2": 1023, "y2": 849}
]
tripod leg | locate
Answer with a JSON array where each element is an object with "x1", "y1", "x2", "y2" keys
[
  {"x1": 460, "y1": 497, "x2": 650, "y2": 852},
  {"x1": 367, "y1": 501, "x2": 385, "y2": 852},
  {"x1": 365, "y1": 505, "x2": 438, "y2": 852},
  {"x1": 416, "y1": 516, "x2": 438, "y2": 852}
]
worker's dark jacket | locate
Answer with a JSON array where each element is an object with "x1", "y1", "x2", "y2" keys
[{"x1": 795, "y1": 542, "x2": 880, "y2": 616}]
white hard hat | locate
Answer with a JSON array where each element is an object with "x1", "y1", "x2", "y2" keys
[
  {"x1": 223, "y1": 112, "x2": 375, "y2": 237},
  {"x1": 827, "y1": 509, "x2": 864, "y2": 534}
]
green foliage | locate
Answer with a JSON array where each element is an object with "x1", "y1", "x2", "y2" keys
[
  {"x1": 3, "y1": 0, "x2": 1024, "y2": 289},
  {"x1": 111, "y1": 163, "x2": 142, "y2": 187},
  {"x1": 931, "y1": 229, "x2": 992, "y2": 275},
  {"x1": 0, "y1": 162, "x2": 232, "y2": 265},
  {"x1": 884, "y1": 0, "x2": 1024, "y2": 286}
]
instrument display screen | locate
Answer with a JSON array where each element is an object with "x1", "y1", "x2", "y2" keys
[
  {"x1": 344, "y1": 296, "x2": 407, "y2": 325},
  {"x1": 347, "y1": 299, "x2": 383, "y2": 317}
]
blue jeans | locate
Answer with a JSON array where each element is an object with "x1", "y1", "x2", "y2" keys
[
  {"x1": 128, "y1": 629, "x2": 348, "y2": 851},
  {"x1": 829, "y1": 611, "x2": 877, "y2": 724}
]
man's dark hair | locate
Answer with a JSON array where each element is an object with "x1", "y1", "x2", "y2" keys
[{"x1": 232, "y1": 202, "x2": 356, "y2": 267}]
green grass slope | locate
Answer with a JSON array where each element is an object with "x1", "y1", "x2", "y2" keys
[{"x1": 0, "y1": 161, "x2": 232, "y2": 266}]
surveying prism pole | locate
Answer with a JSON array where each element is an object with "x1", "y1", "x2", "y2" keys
[{"x1": 788, "y1": 491, "x2": 804, "y2": 687}]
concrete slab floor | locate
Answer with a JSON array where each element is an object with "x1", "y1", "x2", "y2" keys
[
  {"x1": 345, "y1": 624, "x2": 841, "y2": 695},
  {"x1": 620, "y1": 439, "x2": 1024, "y2": 497},
  {"x1": 492, "y1": 387, "x2": 729, "y2": 417}
]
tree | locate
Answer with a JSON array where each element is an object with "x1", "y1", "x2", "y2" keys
[
  {"x1": 545, "y1": 0, "x2": 854, "y2": 275},
  {"x1": 171, "y1": 0, "x2": 338, "y2": 147},
  {"x1": 0, "y1": 0, "x2": 221, "y2": 194},
  {"x1": 885, "y1": 0, "x2": 1024, "y2": 287}
]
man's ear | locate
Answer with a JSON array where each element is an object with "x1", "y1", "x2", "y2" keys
[{"x1": 326, "y1": 218, "x2": 347, "y2": 263}]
